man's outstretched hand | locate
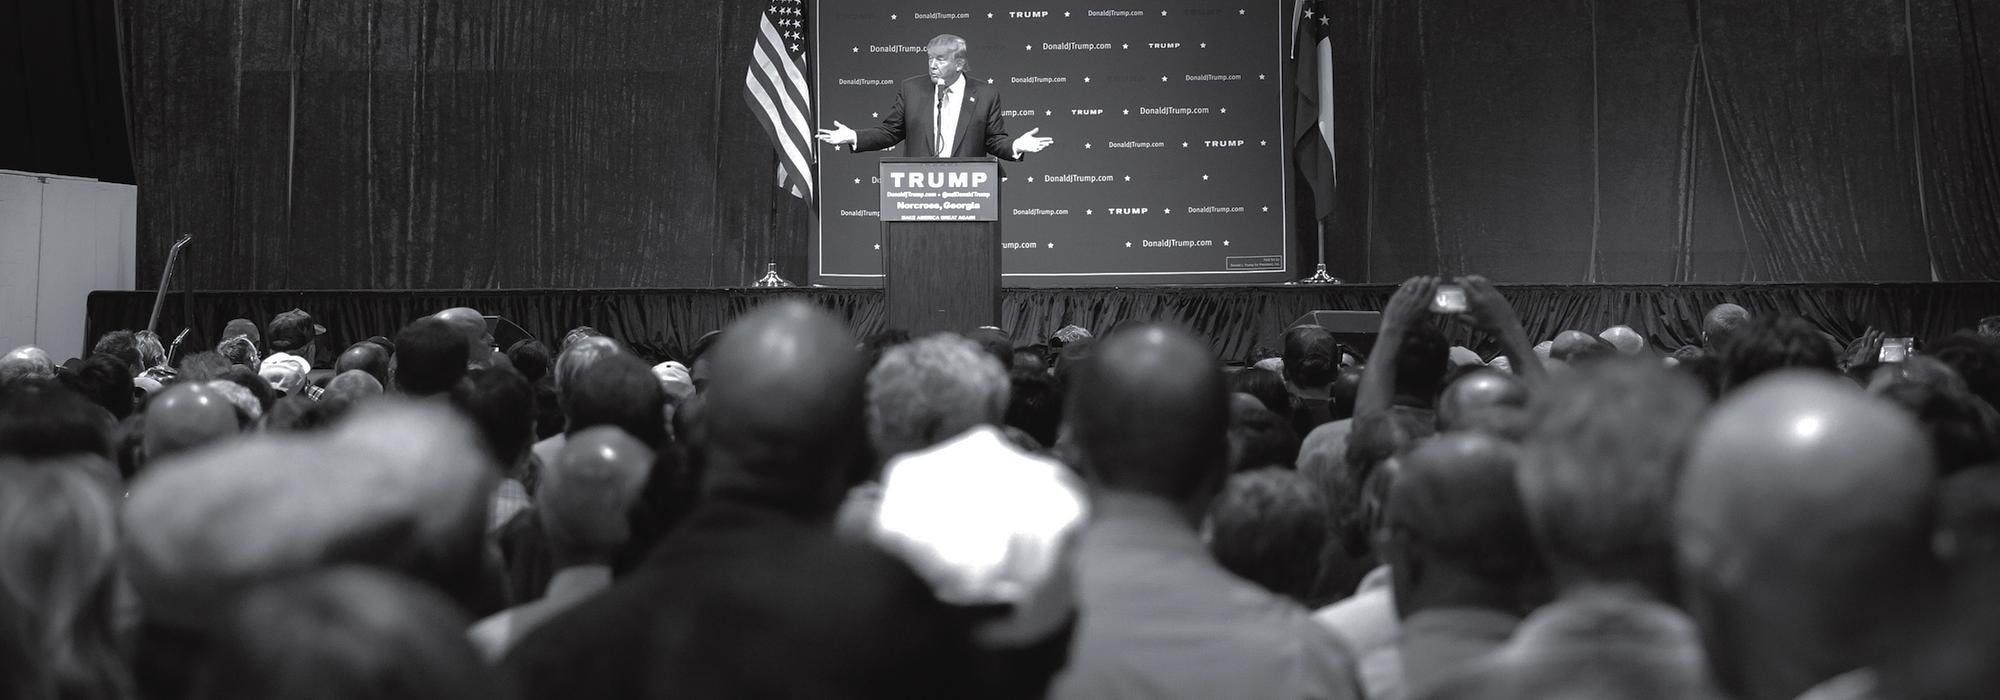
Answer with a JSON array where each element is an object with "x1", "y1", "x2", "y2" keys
[
  {"x1": 1013, "y1": 128, "x2": 1054, "y2": 155},
  {"x1": 816, "y1": 121, "x2": 857, "y2": 146}
]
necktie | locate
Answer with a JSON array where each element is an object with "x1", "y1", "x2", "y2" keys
[{"x1": 935, "y1": 84, "x2": 946, "y2": 156}]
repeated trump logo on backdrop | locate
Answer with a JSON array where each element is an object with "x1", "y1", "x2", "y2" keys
[{"x1": 812, "y1": 1, "x2": 1293, "y2": 286}]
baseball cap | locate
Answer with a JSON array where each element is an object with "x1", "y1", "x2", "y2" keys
[
  {"x1": 222, "y1": 318, "x2": 261, "y2": 345},
  {"x1": 267, "y1": 309, "x2": 326, "y2": 352},
  {"x1": 259, "y1": 352, "x2": 312, "y2": 395}
]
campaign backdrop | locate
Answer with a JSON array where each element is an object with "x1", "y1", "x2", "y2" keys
[{"x1": 813, "y1": 1, "x2": 1292, "y2": 286}]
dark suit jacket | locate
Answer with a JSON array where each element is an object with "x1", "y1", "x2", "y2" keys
[
  {"x1": 501, "y1": 499, "x2": 975, "y2": 699},
  {"x1": 852, "y1": 74, "x2": 1022, "y2": 160}
]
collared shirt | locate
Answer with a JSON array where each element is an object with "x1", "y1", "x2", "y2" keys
[
  {"x1": 1315, "y1": 567, "x2": 1404, "y2": 700},
  {"x1": 871, "y1": 425, "x2": 1087, "y2": 607},
  {"x1": 1398, "y1": 607, "x2": 1520, "y2": 697},
  {"x1": 468, "y1": 564, "x2": 611, "y2": 662},
  {"x1": 1051, "y1": 493, "x2": 1364, "y2": 700},
  {"x1": 488, "y1": 478, "x2": 530, "y2": 534},
  {"x1": 934, "y1": 73, "x2": 965, "y2": 156}
]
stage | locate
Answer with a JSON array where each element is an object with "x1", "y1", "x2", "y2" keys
[{"x1": 86, "y1": 282, "x2": 1999, "y2": 364}]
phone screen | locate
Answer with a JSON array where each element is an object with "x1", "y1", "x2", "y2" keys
[
  {"x1": 1431, "y1": 286, "x2": 1468, "y2": 314},
  {"x1": 1879, "y1": 338, "x2": 1913, "y2": 363}
]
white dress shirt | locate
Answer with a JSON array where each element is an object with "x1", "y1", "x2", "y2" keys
[{"x1": 933, "y1": 73, "x2": 965, "y2": 156}]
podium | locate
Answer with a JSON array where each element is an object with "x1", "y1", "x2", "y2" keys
[{"x1": 879, "y1": 157, "x2": 1002, "y2": 335}]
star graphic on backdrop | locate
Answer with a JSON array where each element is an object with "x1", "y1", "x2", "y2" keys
[
  {"x1": 1047, "y1": 242, "x2": 1055, "y2": 248},
  {"x1": 1321, "y1": 16, "x2": 1329, "y2": 24},
  {"x1": 1083, "y1": 76, "x2": 1091, "y2": 83},
  {"x1": 1239, "y1": 9, "x2": 1247, "y2": 14},
  {"x1": 1122, "y1": 109, "x2": 1130, "y2": 115},
  {"x1": 851, "y1": 47, "x2": 858, "y2": 53},
  {"x1": 1124, "y1": 241, "x2": 1132, "y2": 247},
  {"x1": 986, "y1": 78, "x2": 994, "y2": 84},
  {"x1": 1024, "y1": 44, "x2": 1032, "y2": 50},
  {"x1": 986, "y1": 12, "x2": 993, "y2": 18},
  {"x1": 1026, "y1": 176, "x2": 1035, "y2": 182},
  {"x1": 1084, "y1": 143, "x2": 1092, "y2": 149},
  {"x1": 1161, "y1": 76, "x2": 1169, "y2": 82},
  {"x1": 872, "y1": 112, "x2": 879, "y2": 118},
  {"x1": 1260, "y1": 140, "x2": 1268, "y2": 146},
  {"x1": 1164, "y1": 208, "x2": 1173, "y2": 214},
  {"x1": 853, "y1": 178, "x2": 861, "y2": 184},
  {"x1": 1202, "y1": 174, "x2": 1209, "y2": 180},
  {"x1": 1123, "y1": 176, "x2": 1131, "y2": 182},
  {"x1": 1304, "y1": 8, "x2": 1314, "y2": 17},
  {"x1": 890, "y1": 13, "x2": 898, "y2": 19},
  {"x1": 1199, "y1": 43, "x2": 1208, "y2": 49},
  {"x1": 1224, "y1": 240, "x2": 1231, "y2": 246},
  {"x1": 1181, "y1": 141, "x2": 1189, "y2": 147},
  {"x1": 1261, "y1": 206, "x2": 1270, "y2": 212},
  {"x1": 873, "y1": 244, "x2": 881, "y2": 249},
  {"x1": 1044, "y1": 109, "x2": 1051, "y2": 116},
  {"x1": 1087, "y1": 209, "x2": 1095, "y2": 215},
  {"x1": 1160, "y1": 10, "x2": 1168, "y2": 15},
  {"x1": 1121, "y1": 43, "x2": 1129, "y2": 49}
]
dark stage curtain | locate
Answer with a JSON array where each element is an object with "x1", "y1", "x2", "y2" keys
[
  {"x1": 86, "y1": 283, "x2": 1999, "y2": 364},
  {"x1": 1313, "y1": 0, "x2": 2000, "y2": 284},
  {"x1": 122, "y1": 1, "x2": 2000, "y2": 289},
  {"x1": 0, "y1": 0, "x2": 134, "y2": 182}
]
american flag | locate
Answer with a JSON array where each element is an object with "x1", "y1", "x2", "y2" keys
[
  {"x1": 746, "y1": 0, "x2": 815, "y2": 200},
  {"x1": 1293, "y1": 0, "x2": 1335, "y2": 221}
]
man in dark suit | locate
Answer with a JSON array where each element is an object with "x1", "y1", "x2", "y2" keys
[
  {"x1": 500, "y1": 301, "x2": 975, "y2": 699},
  {"x1": 817, "y1": 34, "x2": 1054, "y2": 158}
]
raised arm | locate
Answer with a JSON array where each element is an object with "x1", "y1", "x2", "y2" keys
[
  {"x1": 1454, "y1": 275, "x2": 1546, "y2": 384},
  {"x1": 1355, "y1": 276, "x2": 1439, "y2": 420}
]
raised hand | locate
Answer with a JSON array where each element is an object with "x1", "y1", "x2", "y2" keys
[
  {"x1": 1454, "y1": 275, "x2": 1519, "y2": 335},
  {"x1": 1013, "y1": 127, "x2": 1054, "y2": 154},
  {"x1": 815, "y1": 121, "x2": 857, "y2": 145},
  {"x1": 1381, "y1": 276, "x2": 1440, "y2": 333}
]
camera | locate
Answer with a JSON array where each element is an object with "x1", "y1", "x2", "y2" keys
[
  {"x1": 1430, "y1": 285, "x2": 1468, "y2": 315},
  {"x1": 1879, "y1": 337, "x2": 1914, "y2": 363}
]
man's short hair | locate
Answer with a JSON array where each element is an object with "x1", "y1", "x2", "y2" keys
[
  {"x1": 394, "y1": 318, "x2": 470, "y2": 397},
  {"x1": 554, "y1": 336, "x2": 623, "y2": 396},
  {"x1": 449, "y1": 368, "x2": 537, "y2": 472},
  {"x1": 506, "y1": 340, "x2": 553, "y2": 384},
  {"x1": 1003, "y1": 369, "x2": 1062, "y2": 449},
  {"x1": 1714, "y1": 314, "x2": 1837, "y2": 392},
  {"x1": 217, "y1": 334, "x2": 261, "y2": 369},
  {"x1": 188, "y1": 567, "x2": 497, "y2": 700},
  {"x1": 91, "y1": 330, "x2": 141, "y2": 374},
  {"x1": 177, "y1": 350, "x2": 233, "y2": 383},
  {"x1": 927, "y1": 33, "x2": 968, "y2": 60},
  {"x1": 539, "y1": 427, "x2": 655, "y2": 559},
  {"x1": 1282, "y1": 326, "x2": 1340, "y2": 390},
  {"x1": 1519, "y1": 359, "x2": 1708, "y2": 597},
  {"x1": 61, "y1": 354, "x2": 137, "y2": 420},
  {"x1": 1387, "y1": 434, "x2": 1539, "y2": 583},
  {"x1": 561, "y1": 354, "x2": 667, "y2": 446},
  {"x1": 1395, "y1": 322, "x2": 1452, "y2": 402},
  {"x1": 0, "y1": 346, "x2": 54, "y2": 385},
  {"x1": 134, "y1": 331, "x2": 167, "y2": 369},
  {"x1": 1703, "y1": 303, "x2": 1752, "y2": 348},
  {"x1": 1229, "y1": 367, "x2": 1293, "y2": 418},
  {"x1": 867, "y1": 334, "x2": 1009, "y2": 460},
  {"x1": 0, "y1": 379, "x2": 115, "y2": 460},
  {"x1": 1207, "y1": 467, "x2": 1328, "y2": 603},
  {"x1": 1228, "y1": 401, "x2": 1300, "y2": 472}
]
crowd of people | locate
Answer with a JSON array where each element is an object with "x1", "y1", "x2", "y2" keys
[{"x1": 1, "y1": 279, "x2": 1998, "y2": 700}]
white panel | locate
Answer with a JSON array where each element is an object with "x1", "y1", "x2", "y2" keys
[
  {"x1": 0, "y1": 174, "x2": 45, "y2": 354},
  {"x1": 36, "y1": 178, "x2": 139, "y2": 359}
]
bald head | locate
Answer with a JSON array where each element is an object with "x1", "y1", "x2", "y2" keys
[
  {"x1": 1599, "y1": 325, "x2": 1645, "y2": 355},
  {"x1": 1551, "y1": 330, "x2": 1612, "y2": 363},
  {"x1": 1069, "y1": 324, "x2": 1229, "y2": 503},
  {"x1": 0, "y1": 345, "x2": 53, "y2": 383},
  {"x1": 702, "y1": 302, "x2": 868, "y2": 515},
  {"x1": 1386, "y1": 432, "x2": 1537, "y2": 617},
  {"x1": 323, "y1": 370, "x2": 384, "y2": 404},
  {"x1": 336, "y1": 343, "x2": 391, "y2": 386},
  {"x1": 143, "y1": 383, "x2": 244, "y2": 465},
  {"x1": 1702, "y1": 303, "x2": 1751, "y2": 348},
  {"x1": 1679, "y1": 371, "x2": 1939, "y2": 700},
  {"x1": 432, "y1": 307, "x2": 492, "y2": 362},
  {"x1": 542, "y1": 426, "x2": 655, "y2": 558},
  {"x1": 1438, "y1": 369, "x2": 1527, "y2": 432}
]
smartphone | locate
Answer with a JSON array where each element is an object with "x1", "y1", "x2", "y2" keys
[
  {"x1": 1879, "y1": 337, "x2": 1913, "y2": 363},
  {"x1": 1431, "y1": 285, "x2": 1469, "y2": 314}
]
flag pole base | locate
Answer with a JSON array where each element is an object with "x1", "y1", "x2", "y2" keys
[
  {"x1": 752, "y1": 262, "x2": 794, "y2": 288},
  {"x1": 1287, "y1": 263, "x2": 1344, "y2": 286}
]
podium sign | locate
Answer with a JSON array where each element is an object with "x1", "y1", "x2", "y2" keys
[
  {"x1": 878, "y1": 157, "x2": 1002, "y2": 334},
  {"x1": 878, "y1": 158, "x2": 1000, "y2": 222}
]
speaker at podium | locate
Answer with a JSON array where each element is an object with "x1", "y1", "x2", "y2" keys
[{"x1": 878, "y1": 157, "x2": 1003, "y2": 335}]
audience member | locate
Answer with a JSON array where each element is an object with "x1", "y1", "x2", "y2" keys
[
  {"x1": 220, "y1": 318, "x2": 261, "y2": 347},
  {"x1": 1599, "y1": 325, "x2": 1647, "y2": 355},
  {"x1": 1003, "y1": 368, "x2": 1063, "y2": 448},
  {"x1": 469, "y1": 427, "x2": 652, "y2": 660},
  {"x1": 1550, "y1": 330, "x2": 1613, "y2": 364},
  {"x1": 0, "y1": 345, "x2": 54, "y2": 384},
  {"x1": 1981, "y1": 314, "x2": 2000, "y2": 338},
  {"x1": 503, "y1": 301, "x2": 974, "y2": 699},
  {"x1": 1052, "y1": 323, "x2": 1362, "y2": 699},
  {"x1": 1229, "y1": 366, "x2": 1293, "y2": 419},
  {"x1": 0, "y1": 466, "x2": 133, "y2": 700},
  {"x1": 1702, "y1": 303, "x2": 1752, "y2": 348},
  {"x1": 450, "y1": 368, "x2": 539, "y2": 531},
  {"x1": 432, "y1": 307, "x2": 495, "y2": 364},
  {"x1": 257, "y1": 352, "x2": 312, "y2": 397},
  {"x1": 1227, "y1": 399, "x2": 1300, "y2": 472},
  {"x1": 1379, "y1": 433, "x2": 1539, "y2": 697},
  {"x1": 215, "y1": 334, "x2": 260, "y2": 369},
  {"x1": 92, "y1": 330, "x2": 143, "y2": 376},
  {"x1": 216, "y1": 366, "x2": 277, "y2": 415},
  {"x1": 1207, "y1": 467, "x2": 1328, "y2": 604},
  {"x1": 142, "y1": 382, "x2": 244, "y2": 467},
  {"x1": 393, "y1": 317, "x2": 470, "y2": 396},
  {"x1": 265, "y1": 308, "x2": 327, "y2": 367},
  {"x1": 1519, "y1": 358, "x2": 1707, "y2": 602},
  {"x1": 1435, "y1": 368, "x2": 1528, "y2": 437},
  {"x1": 334, "y1": 341, "x2": 392, "y2": 387},
  {"x1": 187, "y1": 567, "x2": 498, "y2": 700},
  {"x1": 321, "y1": 369, "x2": 383, "y2": 405},
  {"x1": 59, "y1": 354, "x2": 137, "y2": 420},
  {"x1": 1283, "y1": 325, "x2": 1343, "y2": 430},
  {"x1": 507, "y1": 339, "x2": 553, "y2": 384},
  {"x1": 175, "y1": 351, "x2": 232, "y2": 383},
  {"x1": 1929, "y1": 331, "x2": 2000, "y2": 413},
  {"x1": 1714, "y1": 313, "x2": 1839, "y2": 393},
  {"x1": 1679, "y1": 372, "x2": 1941, "y2": 700}
]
